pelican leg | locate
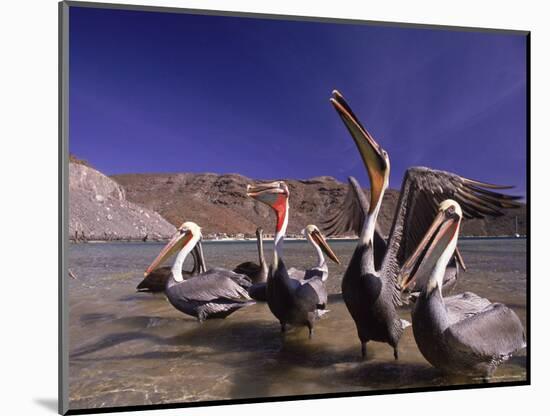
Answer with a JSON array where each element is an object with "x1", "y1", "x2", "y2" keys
[
  {"x1": 393, "y1": 347, "x2": 399, "y2": 360},
  {"x1": 361, "y1": 342, "x2": 367, "y2": 360},
  {"x1": 307, "y1": 322, "x2": 314, "y2": 340},
  {"x1": 197, "y1": 309, "x2": 207, "y2": 323},
  {"x1": 483, "y1": 366, "x2": 497, "y2": 383}
]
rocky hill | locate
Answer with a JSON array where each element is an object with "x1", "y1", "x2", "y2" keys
[
  {"x1": 69, "y1": 153, "x2": 93, "y2": 168},
  {"x1": 69, "y1": 163, "x2": 176, "y2": 241},
  {"x1": 111, "y1": 172, "x2": 526, "y2": 238}
]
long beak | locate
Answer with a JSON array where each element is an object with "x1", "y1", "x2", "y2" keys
[
  {"x1": 311, "y1": 229, "x2": 341, "y2": 264},
  {"x1": 399, "y1": 211, "x2": 460, "y2": 291},
  {"x1": 196, "y1": 239, "x2": 207, "y2": 273},
  {"x1": 190, "y1": 246, "x2": 199, "y2": 274},
  {"x1": 246, "y1": 182, "x2": 287, "y2": 207},
  {"x1": 246, "y1": 182, "x2": 285, "y2": 197},
  {"x1": 144, "y1": 231, "x2": 193, "y2": 277},
  {"x1": 330, "y1": 90, "x2": 387, "y2": 214},
  {"x1": 454, "y1": 247, "x2": 466, "y2": 271},
  {"x1": 247, "y1": 182, "x2": 289, "y2": 232}
]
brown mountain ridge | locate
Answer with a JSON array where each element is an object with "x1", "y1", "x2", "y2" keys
[{"x1": 111, "y1": 172, "x2": 526, "y2": 238}]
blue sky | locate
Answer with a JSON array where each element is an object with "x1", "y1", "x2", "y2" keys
[{"x1": 69, "y1": 6, "x2": 527, "y2": 195}]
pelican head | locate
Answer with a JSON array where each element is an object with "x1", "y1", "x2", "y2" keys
[
  {"x1": 247, "y1": 181, "x2": 289, "y2": 202},
  {"x1": 399, "y1": 200, "x2": 463, "y2": 292},
  {"x1": 144, "y1": 221, "x2": 202, "y2": 277},
  {"x1": 302, "y1": 224, "x2": 341, "y2": 264},
  {"x1": 330, "y1": 90, "x2": 390, "y2": 213},
  {"x1": 247, "y1": 181, "x2": 290, "y2": 232}
]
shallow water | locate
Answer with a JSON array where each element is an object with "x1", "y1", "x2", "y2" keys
[{"x1": 68, "y1": 239, "x2": 527, "y2": 410}]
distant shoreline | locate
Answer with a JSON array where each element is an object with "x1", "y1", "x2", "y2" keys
[{"x1": 69, "y1": 235, "x2": 527, "y2": 244}]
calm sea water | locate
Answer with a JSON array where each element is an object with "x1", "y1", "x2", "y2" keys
[{"x1": 67, "y1": 239, "x2": 527, "y2": 410}]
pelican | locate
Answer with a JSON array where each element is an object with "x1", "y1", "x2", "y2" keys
[
  {"x1": 287, "y1": 224, "x2": 341, "y2": 281},
  {"x1": 247, "y1": 225, "x2": 340, "y2": 302},
  {"x1": 144, "y1": 222, "x2": 254, "y2": 322},
  {"x1": 136, "y1": 245, "x2": 205, "y2": 293},
  {"x1": 400, "y1": 200, "x2": 526, "y2": 378},
  {"x1": 233, "y1": 227, "x2": 268, "y2": 284},
  {"x1": 247, "y1": 181, "x2": 340, "y2": 338},
  {"x1": 232, "y1": 227, "x2": 269, "y2": 301},
  {"x1": 324, "y1": 90, "x2": 521, "y2": 359}
]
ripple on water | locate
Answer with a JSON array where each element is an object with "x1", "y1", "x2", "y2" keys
[{"x1": 68, "y1": 239, "x2": 527, "y2": 409}]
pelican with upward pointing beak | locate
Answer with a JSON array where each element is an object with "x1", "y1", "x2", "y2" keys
[
  {"x1": 233, "y1": 227, "x2": 268, "y2": 284},
  {"x1": 324, "y1": 90, "x2": 521, "y2": 359},
  {"x1": 233, "y1": 227, "x2": 269, "y2": 301},
  {"x1": 144, "y1": 222, "x2": 254, "y2": 322},
  {"x1": 400, "y1": 200, "x2": 526, "y2": 378},
  {"x1": 247, "y1": 182, "x2": 340, "y2": 338}
]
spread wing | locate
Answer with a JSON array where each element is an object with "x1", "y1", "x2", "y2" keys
[
  {"x1": 381, "y1": 167, "x2": 522, "y2": 286},
  {"x1": 444, "y1": 303, "x2": 526, "y2": 358},
  {"x1": 326, "y1": 91, "x2": 521, "y2": 288},
  {"x1": 323, "y1": 177, "x2": 371, "y2": 236},
  {"x1": 169, "y1": 270, "x2": 252, "y2": 303},
  {"x1": 322, "y1": 176, "x2": 387, "y2": 269}
]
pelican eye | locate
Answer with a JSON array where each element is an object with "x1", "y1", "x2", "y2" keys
[{"x1": 445, "y1": 207, "x2": 456, "y2": 217}]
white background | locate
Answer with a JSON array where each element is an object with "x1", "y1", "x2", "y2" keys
[{"x1": 0, "y1": 0, "x2": 547, "y2": 415}]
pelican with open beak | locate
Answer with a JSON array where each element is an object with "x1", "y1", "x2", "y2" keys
[
  {"x1": 330, "y1": 90, "x2": 390, "y2": 222},
  {"x1": 247, "y1": 181, "x2": 340, "y2": 338},
  {"x1": 328, "y1": 90, "x2": 408, "y2": 359},
  {"x1": 246, "y1": 181, "x2": 290, "y2": 264},
  {"x1": 399, "y1": 200, "x2": 463, "y2": 294},
  {"x1": 324, "y1": 90, "x2": 519, "y2": 358},
  {"x1": 400, "y1": 200, "x2": 525, "y2": 378},
  {"x1": 144, "y1": 221, "x2": 254, "y2": 322},
  {"x1": 328, "y1": 90, "x2": 464, "y2": 292}
]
